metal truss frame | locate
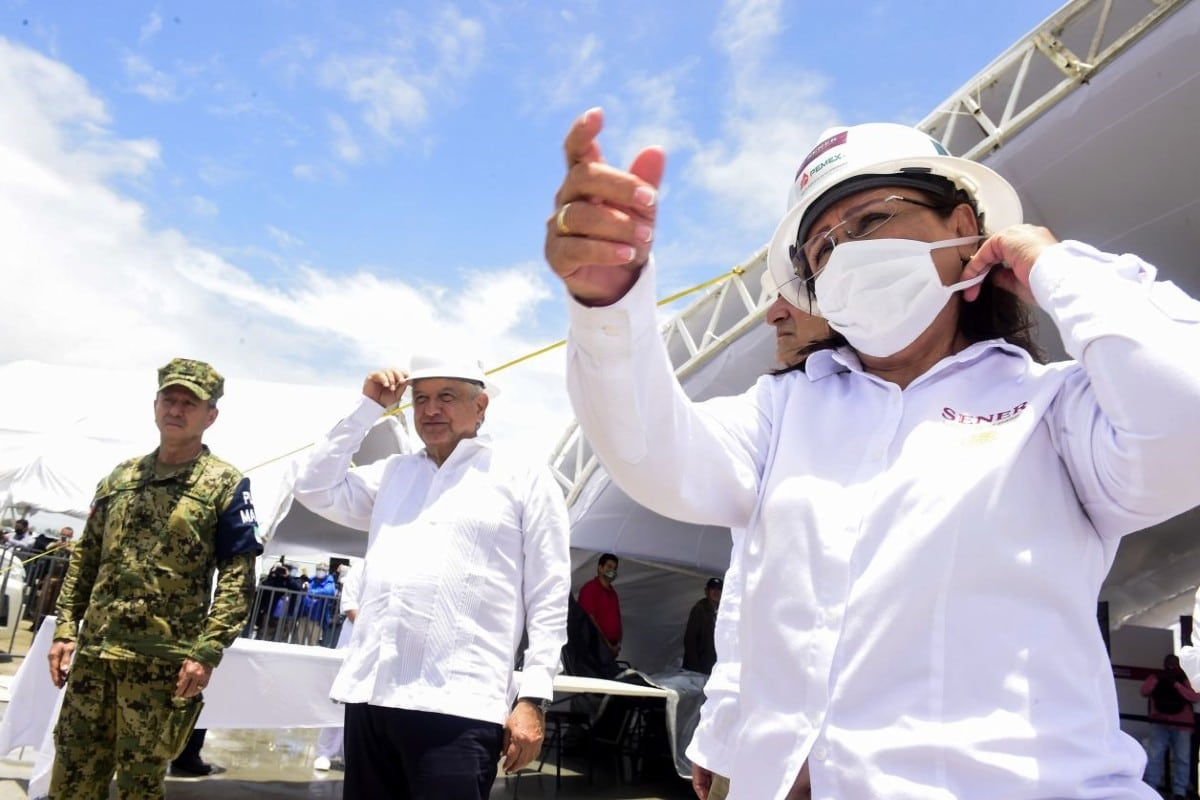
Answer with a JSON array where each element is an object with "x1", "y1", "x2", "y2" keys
[{"x1": 919, "y1": 0, "x2": 1188, "y2": 159}]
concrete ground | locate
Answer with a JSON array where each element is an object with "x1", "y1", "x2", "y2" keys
[{"x1": 0, "y1": 624, "x2": 694, "y2": 799}]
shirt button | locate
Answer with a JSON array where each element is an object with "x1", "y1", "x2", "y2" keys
[
  {"x1": 601, "y1": 325, "x2": 618, "y2": 336},
  {"x1": 812, "y1": 744, "x2": 829, "y2": 761}
]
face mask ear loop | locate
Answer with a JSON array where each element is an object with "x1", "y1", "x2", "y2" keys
[{"x1": 948, "y1": 267, "x2": 992, "y2": 294}]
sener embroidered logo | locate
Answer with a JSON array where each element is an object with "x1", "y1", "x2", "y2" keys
[
  {"x1": 941, "y1": 402, "x2": 1028, "y2": 426},
  {"x1": 941, "y1": 403, "x2": 1030, "y2": 446}
]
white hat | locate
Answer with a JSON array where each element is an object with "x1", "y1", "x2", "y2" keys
[
  {"x1": 765, "y1": 122, "x2": 1022, "y2": 311},
  {"x1": 407, "y1": 353, "x2": 501, "y2": 398}
]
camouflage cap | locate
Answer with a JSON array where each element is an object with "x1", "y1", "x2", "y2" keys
[{"x1": 157, "y1": 358, "x2": 224, "y2": 402}]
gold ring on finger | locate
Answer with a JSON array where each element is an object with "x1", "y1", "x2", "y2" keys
[{"x1": 555, "y1": 204, "x2": 572, "y2": 236}]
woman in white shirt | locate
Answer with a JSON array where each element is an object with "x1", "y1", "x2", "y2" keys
[{"x1": 545, "y1": 109, "x2": 1200, "y2": 800}]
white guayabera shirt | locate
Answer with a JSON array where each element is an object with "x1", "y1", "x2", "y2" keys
[
  {"x1": 566, "y1": 243, "x2": 1200, "y2": 800},
  {"x1": 293, "y1": 397, "x2": 571, "y2": 725}
]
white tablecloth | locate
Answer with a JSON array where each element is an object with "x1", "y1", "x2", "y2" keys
[
  {"x1": 553, "y1": 673, "x2": 671, "y2": 698},
  {"x1": 0, "y1": 616, "x2": 347, "y2": 752},
  {"x1": 0, "y1": 618, "x2": 350, "y2": 797}
]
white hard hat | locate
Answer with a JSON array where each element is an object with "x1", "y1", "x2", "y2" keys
[
  {"x1": 765, "y1": 122, "x2": 1022, "y2": 310},
  {"x1": 407, "y1": 353, "x2": 501, "y2": 398}
]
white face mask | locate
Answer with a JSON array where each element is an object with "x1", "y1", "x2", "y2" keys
[{"x1": 814, "y1": 236, "x2": 987, "y2": 358}]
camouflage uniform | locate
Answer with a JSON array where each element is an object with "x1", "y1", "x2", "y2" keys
[{"x1": 49, "y1": 360, "x2": 263, "y2": 800}]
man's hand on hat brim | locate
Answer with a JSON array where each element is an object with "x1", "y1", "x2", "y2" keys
[{"x1": 363, "y1": 368, "x2": 409, "y2": 407}]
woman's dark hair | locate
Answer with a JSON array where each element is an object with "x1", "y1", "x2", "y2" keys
[{"x1": 785, "y1": 178, "x2": 1044, "y2": 368}]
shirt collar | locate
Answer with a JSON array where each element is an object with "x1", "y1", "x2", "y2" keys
[
  {"x1": 420, "y1": 433, "x2": 493, "y2": 466},
  {"x1": 803, "y1": 339, "x2": 1029, "y2": 383},
  {"x1": 142, "y1": 445, "x2": 211, "y2": 482}
]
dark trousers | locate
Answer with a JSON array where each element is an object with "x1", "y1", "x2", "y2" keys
[
  {"x1": 344, "y1": 703, "x2": 503, "y2": 800},
  {"x1": 173, "y1": 728, "x2": 206, "y2": 764}
]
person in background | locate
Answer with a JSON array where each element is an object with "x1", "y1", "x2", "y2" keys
[
  {"x1": 255, "y1": 562, "x2": 292, "y2": 639},
  {"x1": 31, "y1": 527, "x2": 59, "y2": 554},
  {"x1": 273, "y1": 563, "x2": 307, "y2": 642},
  {"x1": 301, "y1": 562, "x2": 338, "y2": 646},
  {"x1": 4, "y1": 518, "x2": 33, "y2": 547},
  {"x1": 578, "y1": 553, "x2": 622, "y2": 658},
  {"x1": 30, "y1": 527, "x2": 77, "y2": 632},
  {"x1": 1140, "y1": 654, "x2": 1199, "y2": 800},
  {"x1": 48, "y1": 527, "x2": 75, "y2": 553},
  {"x1": 682, "y1": 578, "x2": 722, "y2": 675}
]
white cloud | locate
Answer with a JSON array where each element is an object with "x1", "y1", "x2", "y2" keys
[
  {"x1": 266, "y1": 225, "x2": 303, "y2": 250},
  {"x1": 189, "y1": 194, "x2": 218, "y2": 217},
  {"x1": 713, "y1": 0, "x2": 783, "y2": 61},
  {"x1": 428, "y1": 6, "x2": 485, "y2": 80},
  {"x1": 542, "y1": 33, "x2": 604, "y2": 110},
  {"x1": 122, "y1": 52, "x2": 178, "y2": 103},
  {"x1": 196, "y1": 159, "x2": 243, "y2": 187},
  {"x1": 327, "y1": 112, "x2": 362, "y2": 163},
  {"x1": 320, "y1": 56, "x2": 426, "y2": 142},
  {"x1": 0, "y1": 38, "x2": 572, "y2": 458},
  {"x1": 291, "y1": 163, "x2": 316, "y2": 181},
  {"x1": 616, "y1": 69, "x2": 700, "y2": 167},
  {"x1": 138, "y1": 9, "x2": 163, "y2": 44},
  {"x1": 682, "y1": 0, "x2": 839, "y2": 233},
  {"x1": 316, "y1": 7, "x2": 485, "y2": 153},
  {"x1": 261, "y1": 35, "x2": 320, "y2": 88}
]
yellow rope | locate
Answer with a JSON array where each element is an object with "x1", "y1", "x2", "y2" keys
[
  {"x1": 0, "y1": 545, "x2": 66, "y2": 578},
  {"x1": 246, "y1": 265, "x2": 746, "y2": 471}
]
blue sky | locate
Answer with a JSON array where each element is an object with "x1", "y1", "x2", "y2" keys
[{"x1": 1, "y1": 0, "x2": 1061, "y2": 455}]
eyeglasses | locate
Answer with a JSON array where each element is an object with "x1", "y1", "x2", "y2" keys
[{"x1": 790, "y1": 194, "x2": 942, "y2": 278}]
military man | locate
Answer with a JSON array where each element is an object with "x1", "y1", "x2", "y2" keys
[{"x1": 47, "y1": 358, "x2": 263, "y2": 799}]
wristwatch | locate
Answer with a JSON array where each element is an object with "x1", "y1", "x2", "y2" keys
[{"x1": 518, "y1": 696, "x2": 552, "y2": 714}]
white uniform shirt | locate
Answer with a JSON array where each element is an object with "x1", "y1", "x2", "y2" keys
[
  {"x1": 685, "y1": 525, "x2": 745, "y2": 777},
  {"x1": 566, "y1": 242, "x2": 1200, "y2": 800},
  {"x1": 292, "y1": 397, "x2": 571, "y2": 725}
]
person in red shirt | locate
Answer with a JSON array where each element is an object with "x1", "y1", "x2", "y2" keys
[
  {"x1": 1140, "y1": 653, "x2": 1200, "y2": 800},
  {"x1": 577, "y1": 553, "x2": 621, "y2": 657}
]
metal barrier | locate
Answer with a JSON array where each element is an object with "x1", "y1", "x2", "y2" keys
[
  {"x1": 0, "y1": 544, "x2": 30, "y2": 660},
  {"x1": 242, "y1": 584, "x2": 343, "y2": 648},
  {"x1": 0, "y1": 544, "x2": 71, "y2": 654},
  {"x1": 0, "y1": 546, "x2": 345, "y2": 652}
]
